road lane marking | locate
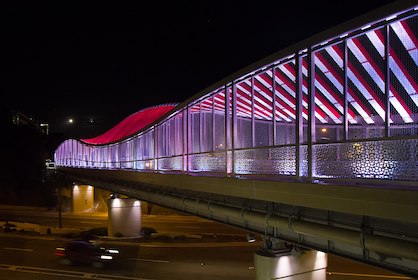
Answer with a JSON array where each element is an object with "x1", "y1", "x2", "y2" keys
[
  {"x1": 173, "y1": 226, "x2": 200, "y2": 229},
  {"x1": 129, "y1": 258, "x2": 169, "y2": 263},
  {"x1": 327, "y1": 271, "x2": 412, "y2": 279},
  {"x1": 3, "y1": 247, "x2": 33, "y2": 252},
  {"x1": 0, "y1": 263, "x2": 154, "y2": 279}
]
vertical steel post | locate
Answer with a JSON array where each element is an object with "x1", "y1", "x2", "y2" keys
[
  {"x1": 154, "y1": 126, "x2": 158, "y2": 172},
  {"x1": 385, "y1": 24, "x2": 391, "y2": 137},
  {"x1": 343, "y1": 40, "x2": 349, "y2": 141},
  {"x1": 225, "y1": 85, "x2": 230, "y2": 175},
  {"x1": 182, "y1": 108, "x2": 186, "y2": 173},
  {"x1": 212, "y1": 94, "x2": 215, "y2": 152},
  {"x1": 57, "y1": 184, "x2": 62, "y2": 229},
  {"x1": 272, "y1": 67, "x2": 277, "y2": 146},
  {"x1": 295, "y1": 53, "x2": 303, "y2": 179},
  {"x1": 199, "y1": 101, "x2": 203, "y2": 153},
  {"x1": 251, "y1": 76, "x2": 256, "y2": 147},
  {"x1": 308, "y1": 47, "x2": 316, "y2": 181},
  {"x1": 187, "y1": 105, "x2": 191, "y2": 173},
  {"x1": 133, "y1": 136, "x2": 136, "y2": 170},
  {"x1": 232, "y1": 82, "x2": 237, "y2": 177}
]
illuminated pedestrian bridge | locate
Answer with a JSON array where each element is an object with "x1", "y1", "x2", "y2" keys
[{"x1": 54, "y1": 2, "x2": 417, "y2": 278}]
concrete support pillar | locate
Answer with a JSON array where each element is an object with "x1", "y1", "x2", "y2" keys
[
  {"x1": 254, "y1": 237, "x2": 327, "y2": 280},
  {"x1": 254, "y1": 249, "x2": 327, "y2": 280},
  {"x1": 72, "y1": 185, "x2": 94, "y2": 212},
  {"x1": 108, "y1": 197, "x2": 142, "y2": 237}
]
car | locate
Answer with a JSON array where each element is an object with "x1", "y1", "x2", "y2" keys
[
  {"x1": 55, "y1": 240, "x2": 119, "y2": 268},
  {"x1": 45, "y1": 159, "x2": 55, "y2": 169}
]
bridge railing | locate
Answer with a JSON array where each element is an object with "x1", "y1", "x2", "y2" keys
[{"x1": 54, "y1": 136, "x2": 418, "y2": 184}]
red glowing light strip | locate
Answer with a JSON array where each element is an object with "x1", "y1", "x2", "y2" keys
[{"x1": 81, "y1": 104, "x2": 177, "y2": 145}]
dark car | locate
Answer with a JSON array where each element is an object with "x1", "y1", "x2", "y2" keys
[{"x1": 55, "y1": 240, "x2": 119, "y2": 268}]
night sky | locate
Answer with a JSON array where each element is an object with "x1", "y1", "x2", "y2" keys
[{"x1": 2, "y1": 1, "x2": 397, "y2": 139}]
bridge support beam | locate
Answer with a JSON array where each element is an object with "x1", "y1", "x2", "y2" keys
[
  {"x1": 108, "y1": 197, "x2": 142, "y2": 237},
  {"x1": 254, "y1": 237, "x2": 327, "y2": 280}
]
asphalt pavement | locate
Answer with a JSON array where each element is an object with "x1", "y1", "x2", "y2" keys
[{"x1": 0, "y1": 204, "x2": 259, "y2": 247}]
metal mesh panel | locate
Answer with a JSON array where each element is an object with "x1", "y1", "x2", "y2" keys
[
  {"x1": 236, "y1": 117, "x2": 252, "y2": 148},
  {"x1": 157, "y1": 124, "x2": 168, "y2": 157},
  {"x1": 189, "y1": 152, "x2": 226, "y2": 173},
  {"x1": 274, "y1": 61, "x2": 297, "y2": 145},
  {"x1": 174, "y1": 114, "x2": 183, "y2": 155},
  {"x1": 158, "y1": 156, "x2": 183, "y2": 171},
  {"x1": 276, "y1": 123, "x2": 296, "y2": 144},
  {"x1": 235, "y1": 78, "x2": 252, "y2": 119},
  {"x1": 214, "y1": 112, "x2": 225, "y2": 151},
  {"x1": 347, "y1": 29, "x2": 386, "y2": 139},
  {"x1": 201, "y1": 111, "x2": 213, "y2": 152},
  {"x1": 234, "y1": 147, "x2": 296, "y2": 175},
  {"x1": 313, "y1": 138, "x2": 418, "y2": 180},
  {"x1": 255, "y1": 119, "x2": 271, "y2": 147},
  {"x1": 168, "y1": 117, "x2": 176, "y2": 156},
  {"x1": 191, "y1": 107, "x2": 200, "y2": 153},
  {"x1": 389, "y1": 16, "x2": 418, "y2": 136},
  {"x1": 315, "y1": 42, "x2": 345, "y2": 142},
  {"x1": 302, "y1": 56, "x2": 309, "y2": 144}
]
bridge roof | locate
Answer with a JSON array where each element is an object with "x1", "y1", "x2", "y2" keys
[{"x1": 81, "y1": 104, "x2": 177, "y2": 145}]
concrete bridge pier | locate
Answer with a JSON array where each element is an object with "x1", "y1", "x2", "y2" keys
[
  {"x1": 254, "y1": 237, "x2": 327, "y2": 280},
  {"x1": 108, "y1": 197, "x2": 142, "y2": 237},
  {"x1": 72, "y1": 184, "x2": 94, "y2": 212}
]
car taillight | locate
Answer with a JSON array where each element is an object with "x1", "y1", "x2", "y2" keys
[{"x1": 55, "y1": 247, "x2": 65, "y2": 256}]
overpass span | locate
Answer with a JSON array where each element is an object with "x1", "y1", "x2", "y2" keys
[{"x1": 54, "y1": 1, "x2": 418, "y2": 277}]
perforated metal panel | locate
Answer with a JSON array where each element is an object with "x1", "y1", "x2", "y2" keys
[
  {"x1": 234, "y1": 147, "x2": 296, "y2": 175},
  {"x1": 158, "y1": 156, "x2": 183, "y2": 171},
  {"x1": 313, "y1": 138, "x2": 418, "y2": 180},
  {"x1": 189, "y1": 152, "x2": 226, "y2": 173}
]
